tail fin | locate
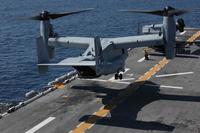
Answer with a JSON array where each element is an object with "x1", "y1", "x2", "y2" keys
[
  {"x1": 94, "y1": 36, "x2": 103, "y2": 76},
  {"x1": 94, "y1": 36, "x2": 102, "y2": 57}
]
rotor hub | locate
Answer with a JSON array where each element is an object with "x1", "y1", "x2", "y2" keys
[
  {"x1": 163, "y1": 6, "x2": 175, "y2": 16},
  {"x1": 40, "y1": 11, "x2": 50, "y2": 20}
]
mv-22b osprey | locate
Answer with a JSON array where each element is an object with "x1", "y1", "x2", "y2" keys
[{"x1": 26, "y1": 6, "x2": 199, "y2": 79}]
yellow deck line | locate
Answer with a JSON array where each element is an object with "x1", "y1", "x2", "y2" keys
[
  {"x1": 70, "y1": 57, "x2": 169, "y2": 133},
  {"x1": 187, "y1": 31, "x2": 200, "y2": 43},
  {"x1": 53, "y1": 83, "x2": 65, "y2": 89},
  {"x1": 136, "y1": 58, "x2": 169, "y2": 82},
  {"x1": 70, "y1": 30, "x2": 200, "y2": 133}
]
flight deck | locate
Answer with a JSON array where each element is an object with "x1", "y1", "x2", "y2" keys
[
  {"x1": 0, "y1": 47, "x2": 200, "y2": 133},
  {"x1": 1, "y1": 29, "x2": 200, "y2": 133}
]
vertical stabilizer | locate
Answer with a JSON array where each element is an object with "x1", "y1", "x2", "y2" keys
[
  {"x1": 94, "y1": 36, "x2": 103, "y2": 75},
  {"x1": 94, "y1": 36, "x2": 102, "y2": 58}
]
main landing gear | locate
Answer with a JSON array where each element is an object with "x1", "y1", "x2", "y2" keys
[{"x1": 115, "y1": 73, "x2": 123, "y2": 80}]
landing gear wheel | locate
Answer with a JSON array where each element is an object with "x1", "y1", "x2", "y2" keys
[
  {"x1": 119, "y1": 74, "x2": 123, "y2": 80},
  {"x1": 115, "y1": 73, "x2": 123, "y2": 80},
  {"x1": 115, "y1": 74, "x2": 119, "y2": 80}
]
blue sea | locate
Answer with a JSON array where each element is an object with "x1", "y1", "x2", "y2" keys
[{"x1": 0, "y1": 0, "x2": 200, "y2": 106}]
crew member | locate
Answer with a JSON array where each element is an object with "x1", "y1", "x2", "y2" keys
[{"x1": 143, "y1": 48, "x2": 149, "y2": 60}]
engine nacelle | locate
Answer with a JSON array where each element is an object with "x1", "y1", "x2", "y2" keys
[
  {"x1": 163, "y1": 16, "x2": 176, "y2": 59},
  {"x1": 37, "y1": 21, "x2": 55, "y2": 64}
]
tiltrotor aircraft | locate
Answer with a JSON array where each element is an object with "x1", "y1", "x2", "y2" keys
[
  {"x1": 26, "y1": 6, "x2": 199, "y2": 79},
  {"x1": 124, "y1": 6, "x2": 200, "y2": 55}
]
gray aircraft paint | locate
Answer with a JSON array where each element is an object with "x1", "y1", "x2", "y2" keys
[
  {"x1": 163, "y1": 16, "x2": 176, "y2": 59},
  {"x1": 37, "y1": 20, "x2": 50, "y2": 64},
  {"x1": 35, "y1": 17, "x2": 176, "y2": 77},
  {"x1": 35, "y1": 7, "x2": 191, "y2": 78}
]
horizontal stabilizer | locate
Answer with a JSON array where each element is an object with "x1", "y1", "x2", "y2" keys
[{"x1": 38, "y1": 61, "x2": 96, "y2": 66}]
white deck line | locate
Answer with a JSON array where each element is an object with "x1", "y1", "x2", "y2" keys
[
  {"x1": 155, "y1": 72, "x2": 194, "y2": 78},
  {"x1": 160, "y1": 85, "x2": 183, "y2": 89},
  {"x1": 79, "y1": 78, "x2": 106, "y2": 82},
  {"x1": 119, "y1": 78, "x2": 135, "y2": 81},
  {"x1": 25, "y1": 117, "x2": 55, "y2": 133},
  {"x1": 144, "y1": 84, "x2": 183, "y2": 89},
  {"x1": 137, "y1": 56, "x2": 150, "y2": 63},
  {"x1": 137, "y1": 57, "x2": 145, "y2": 62}
]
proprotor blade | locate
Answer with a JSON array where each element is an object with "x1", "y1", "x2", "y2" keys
[
  {"x1": 23, "y1": 8, "x2": 94, "y2": 21},
  {"x1": 121, "y1": 6, "x2": 189, "y2": 16},
  {"x1": 120, "y1": 9, "x2": 164, "y2": 16},
  {"x1": 49, "y1": 8, "x2": 94, "y2": 20},
  {"x1": 168, "y1": 9, "x2": 188, "y2": 16}
]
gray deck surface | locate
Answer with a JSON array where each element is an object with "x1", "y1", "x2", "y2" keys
[{"x1": 1, "y1": 30, "x2": 200, "y2": 133}]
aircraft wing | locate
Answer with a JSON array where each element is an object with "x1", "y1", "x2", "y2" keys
[
  {"x1": 48, "y1": 37, "x2": 94, "y2": 48},
  {"x1": 106, "y1": 34, "x2": 163, "y2": 49},
  {"x1": 176, "y1": 27, "x2": 200, "y2": 44},
  {"x1": 38, "y1": 57, "x2": 96, "y2": 66}
]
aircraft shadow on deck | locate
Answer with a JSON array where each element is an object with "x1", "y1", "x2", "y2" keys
[
  {"x1": 191, "y1": 49, "x2": 200, "y2": 55},
  {"x1": 71, "y1": 81, "x2": 200, "y2": 132}
]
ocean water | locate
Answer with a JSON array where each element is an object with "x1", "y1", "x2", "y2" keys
[{"x1": 0, "y1": 0, "x2": 200, "y2": 105}]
